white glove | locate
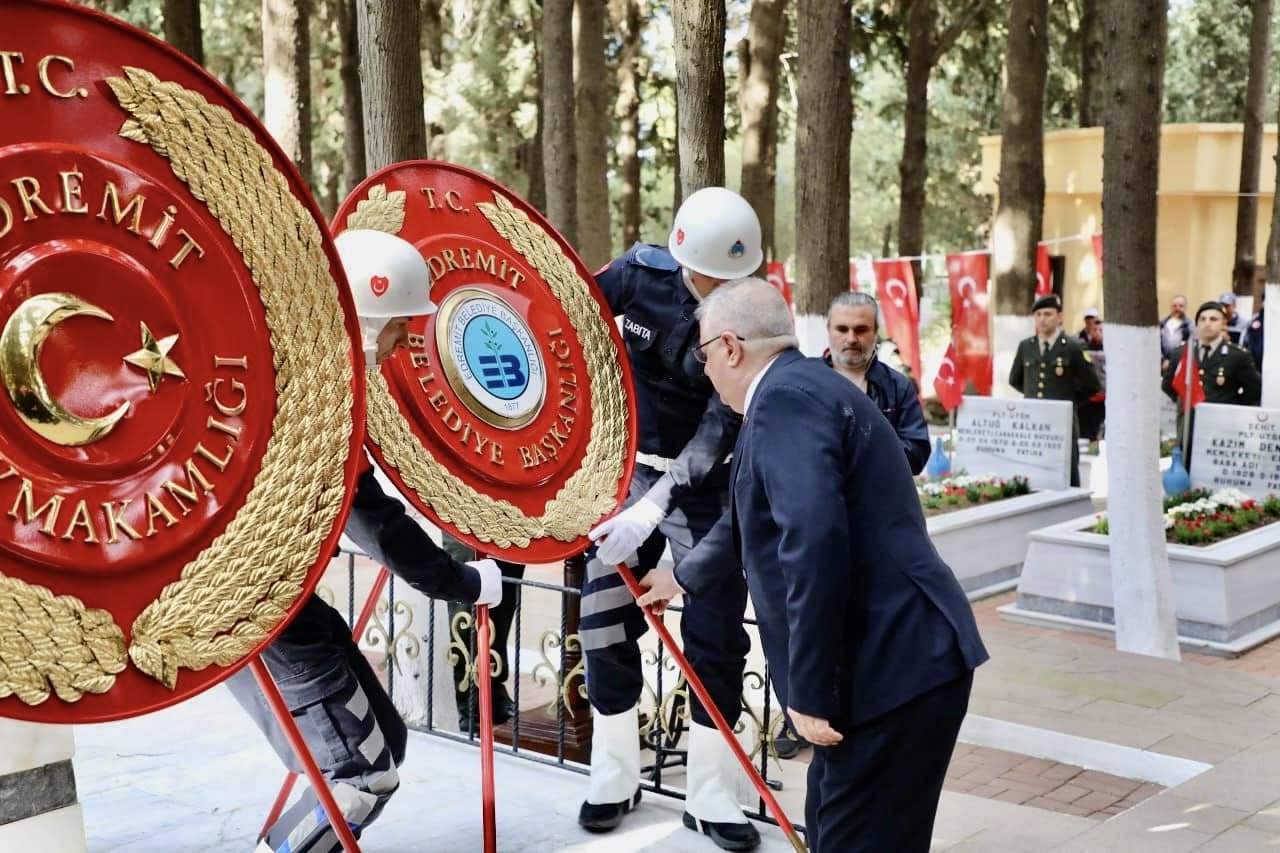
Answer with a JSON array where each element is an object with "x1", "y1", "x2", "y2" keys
[
  {"x1": 469, "y1": 558, "x2": 503, "y2": 607},
  {"x1": 589, "y1": 497, "x2": 665, "y2": 566}
]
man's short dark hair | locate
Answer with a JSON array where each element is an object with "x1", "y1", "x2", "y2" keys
[{"x1": 828, "y1": 291, "x2": 879, "y2": 329}]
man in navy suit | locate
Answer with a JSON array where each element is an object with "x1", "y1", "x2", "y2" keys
[{"x1": 640, "y1": 278, "x2": 988, "y2": 852}]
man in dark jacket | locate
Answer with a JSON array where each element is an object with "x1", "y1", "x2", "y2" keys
[
  {"x1": 1160, "y1": 294, "x2": 1191, "y2": 367},
  {"x1": 823, "y1": 292, "x2": 930, "y2": 474},
  {"x1": 640, "y1": 278, "x2": 987, "y2": 852},
  {"x1": 1243, "y1": 290, "x2": 1265, "y2": 371}
]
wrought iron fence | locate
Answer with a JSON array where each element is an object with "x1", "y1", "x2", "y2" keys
[{"x1": 317, "y1": 548, "x2": 800, "y2": 830}]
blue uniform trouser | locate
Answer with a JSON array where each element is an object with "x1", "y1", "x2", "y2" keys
[
  {"x1": 580, "y1": 465, "x2": 749, "y2": 728},
  {"x1": 227, "y1": 596, "x2": 406, "y2": 853}
]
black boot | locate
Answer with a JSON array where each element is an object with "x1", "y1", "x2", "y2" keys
[
  {"x1": 682, "y1": 812, "x2": 761, "y2": 851},
  {"x1": 578, "y1": 789, "x2": 641, "y2": 833}
]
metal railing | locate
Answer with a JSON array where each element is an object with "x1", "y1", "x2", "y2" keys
[{"x1": 317, "y1": 549, "x2": 799, "y2": 828}]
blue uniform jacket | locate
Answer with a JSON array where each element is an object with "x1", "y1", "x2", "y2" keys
[
  {"x1": 595, "y1": 243, "x2": 740, "y2": 509},
  {"x1": 1244, "y1": 309, "x2": 1265, "y2": 370},
  {"x1": 680, "y1": 351, "x2": 987, "y2": 726},
  {"x1": 346, "y1": 466, "x2": 480, "y2": 604},
  {"x1": 822, "y1": 351, "x2": 931, "y2": 474}
]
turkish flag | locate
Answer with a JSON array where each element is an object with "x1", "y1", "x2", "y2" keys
[
  {"x1": 1035, "y1": 242, "x2": 1052, "y2": 296},
  {"x1": 1092, "y1": 233, "x2": 1104, "y2": 278},
  {"x1": 946, "y1": 252, "x2": 993, "y2": 395},
  {"x1": 873, "y1": 258, "x2": 921, "y2": 382},
  {"x1": 766, "y1": 261, "x2": 793, "y2": 311},
  {"x1": 933, "y1": 339, "x2": 965, "y2": 412},
  {"x1": 849, "y1": 260, "x2": 860, "y2": 292},
  {"x1": 1171, "y1": 344, "x2": 1205, "y2": 414}
]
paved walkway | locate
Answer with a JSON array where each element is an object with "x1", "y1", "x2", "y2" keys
[{"x1": 72, "y1": 582, "x2": 1280, "y2": 851}]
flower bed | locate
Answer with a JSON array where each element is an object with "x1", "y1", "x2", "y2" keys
[
  {"x1": 919, "y1": 473, "x2": 1031, "y2": 517},
  {"x1": 1091, "y1": 489, "x2": 1280, "y2": 546}
]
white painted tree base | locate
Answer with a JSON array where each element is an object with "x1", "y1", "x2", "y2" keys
[{"x1": 1102, "y1": 324, "x2": 1179, "y2": 659}]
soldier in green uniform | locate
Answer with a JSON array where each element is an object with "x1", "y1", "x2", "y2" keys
[
  {"x1": 1008, "y1": 294, "x2": 1101, "y2": 486},
  {"x1": 1161, "y1": 300, "x2": 1262, "y2": 462}
]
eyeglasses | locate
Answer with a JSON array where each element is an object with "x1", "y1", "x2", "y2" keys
[{"x1": 693, "y1": 332, "x2": 746, "y2": 363}]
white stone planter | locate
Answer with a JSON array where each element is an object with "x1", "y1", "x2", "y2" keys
[
  {"x1": 927, "y1": 488, "x2": 1095, "y2": 600},
  {"x1": 1001, "y1": 514, "x2": 1280, "y2": 655}
]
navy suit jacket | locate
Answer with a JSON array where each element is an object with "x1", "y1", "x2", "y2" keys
[{"x1": 688, "y1": 350, "x2": 987, "y2": 727}]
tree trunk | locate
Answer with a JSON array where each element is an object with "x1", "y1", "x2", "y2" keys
[
  {"x1": 1101, "y1": 0, "x2": 1179, "y2": 660},
  {"x1": 612, "y1": 0, "x2": 643, "y2": 249},
  {"x1": 422, "y1": 0, "x2": 445, "y2": 71},
  {"x1": 897, "y1": 0, "x2": 934, "y2": 292},
  {"x1": 1078, "y1": 0, "x2": 1105, "y2": 127},
  {"x1": 1234, "y1": 0, "x2": 1273, "y2": 296},
  {"x1": 794, "y1": 0, "x2": 852, "y2": 352},
  {"x1": 739, "y1": 0, "x2": 787, "y2": 270},
  {"x1": 542, "y1": 0, "x2": 578, "y2": 244},
  {"x1": 672, "y1": 0, "x2": 726, "y2": 197},
  {"x1": 1263, "y1": 82, "x2": 1280, "y2": 408},
  {"x1": 163, "y1": 0, "x2": 203, "y2": 65},
  {"x1": 992, "y1": 0, "x2": 1047, "y2": 318},
  {"x1": 337, "y1": 0, "x2": 366, "y2": 194},
  {"x1": 574, "y1": 0, "x2": 612, "y2": 268},
  {"x1": 263, "y1": 0, "x2": 312, "y2": 186},
  {"x1": 357, "y1": 0, "x2": 427, "y2": 170},
  {"x1": 672, "y1": 84, "x2": 683, "y2": 215}
]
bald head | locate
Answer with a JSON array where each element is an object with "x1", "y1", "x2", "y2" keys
[
  {"x1": 695, "y1": 277, "x2": 797, "y2": 349},
  {"x1": 695, "y1": 277, "x2": 797, "y2": 414}
]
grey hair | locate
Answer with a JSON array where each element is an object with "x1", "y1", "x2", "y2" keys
[
  {"x1": 696, "y1": 277, "x2": 797, "y2": 349},
  {"x1": 827, "y1": 291, "x2": 879, "y2": 329}
]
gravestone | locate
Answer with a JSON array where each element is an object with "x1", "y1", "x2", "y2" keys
[
  {"x1": 954, "y1": 397, "x2": 1074, "y2": 490},
  {"x1": 1189, "y1": 403, "x2": 1280, "y2": 498}
]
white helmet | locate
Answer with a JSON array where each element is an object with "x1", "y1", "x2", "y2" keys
[
  {"x1": 334, "y1": 229, "x2": 436, "y2": 367},
  {"x1": 668, "y1": 187, "x2": 763, "y2": 280}
]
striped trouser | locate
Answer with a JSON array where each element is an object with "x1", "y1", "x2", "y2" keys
[
  {"x1": 579, "y1": 465, "x2": 749, "y2": 728},
  {"x1": 228, "y1": 595, "x2": 406, "y2": 853}
]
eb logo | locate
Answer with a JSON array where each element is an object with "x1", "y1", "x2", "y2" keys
[{"x1": 478, "y1": 353, "x2": 526, "y2": 391}]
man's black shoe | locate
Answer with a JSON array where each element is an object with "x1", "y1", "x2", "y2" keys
[
  {"x1": 577, "y1": 788, "x2": 641, "y2": 832},
  {"x1": 772, "y1": 726, "x2": 809, "y2": 760},
  {"x1": 456, "y1": 683, "x2": 516, "y2": 734},
  {"x1": 681, "y1": 812, "x2": 761, "y2": 851}
]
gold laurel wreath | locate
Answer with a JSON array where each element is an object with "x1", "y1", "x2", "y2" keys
[
  {"x1": 0, "y1": 577, "x2": 125, "y2": 705},
  {"x1": 363, "y1": 191, "x2": 627, "y2": 548},
  {"x1": 108, "y1": 68, "x2": 355, "y2": 689},
  {"x1": 0, "y1": 67, "x2": 354, "y2": 703}
]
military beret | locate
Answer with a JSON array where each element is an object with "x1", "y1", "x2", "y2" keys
[
  {"x1": 1195, "y1": 300, "x2": 1225, "y2": 322},
  {"x1": 1032, "y1": 294, "x2": 1062, "y2": 312}
]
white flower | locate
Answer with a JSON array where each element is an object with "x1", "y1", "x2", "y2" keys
[{"x1": 1209, "y1": 488, "x2": 1250, "y2": 508}]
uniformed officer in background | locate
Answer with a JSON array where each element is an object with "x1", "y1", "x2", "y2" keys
[
  {"x1": 1161, "y1": 300, "x2": 1262, "y2": 461},
  {"x1": 1008, "y1": 294, "x2": 1101, "y2": 487},
  {"x1": 578, "y1": 187, "x2": 761, "y2": 850},
  {"x1": 229, "y1": 230, "x2": 504, "y2": 853}
]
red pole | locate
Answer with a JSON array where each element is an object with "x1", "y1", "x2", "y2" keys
[
  {"x1": 476, "y1": 604, "x2": 498, "y2": 853},
  {"x1": 613, "y1": 562, "x2": 808, "y2": 853},
  {"x1": 260, "y1": 567, "x2": 391, "y2": 840},
  {"x1": 250, "y1": 657, "x2": 363, "y2": 852}
]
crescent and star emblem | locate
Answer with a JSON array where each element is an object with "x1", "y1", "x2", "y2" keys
[
  {"x1": 885, "y1": 278, "x2": 908, "y2": 308},
  {"x1": 0, "y1": 292, "x2": 184, "y2": 447},
  {"x1": 939, "y1": 355, "x2": 957, "y2": 384},
  {"x1": 956, "y1": 276, "x2": 977, "y2": 309}
]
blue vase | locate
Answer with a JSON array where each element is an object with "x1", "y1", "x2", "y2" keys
[
  {"x1": 1163, "y1": 446, "x2": 1191, "y2": 497},
  {"x1": 926, "y1": 436, "x2": 951, "y2": 479}
]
